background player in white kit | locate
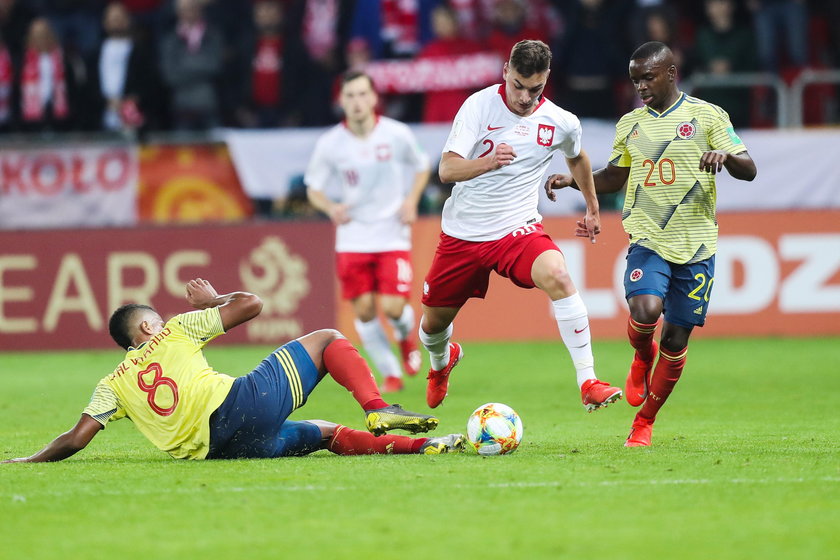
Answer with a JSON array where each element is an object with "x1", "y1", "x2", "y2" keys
[
  {"x1": 420, "y1": 40, "x2": 623, "y2": 411},
  {"x1": 305, "y1": 71, "x2": 431, "y2": 393}
]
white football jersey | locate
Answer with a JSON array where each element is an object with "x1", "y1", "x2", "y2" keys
[
  {"x1": 441, "y1": 84, "x2": 582, "y2": 241},
  {"x1": 305, "y1": 116, "x2": 430, "y2": 252}
]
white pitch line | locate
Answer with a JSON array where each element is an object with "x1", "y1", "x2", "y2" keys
[
  {"x1": 3, "y1": 476, "x2": 839, "y2": 500},
  {"x1": 479, "y1": 477, "x2": 840, "y2": 489}
]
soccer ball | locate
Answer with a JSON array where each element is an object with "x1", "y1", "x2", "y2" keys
[{"x1": 466, "y1": 403, "x2": 523, "y2": 456}]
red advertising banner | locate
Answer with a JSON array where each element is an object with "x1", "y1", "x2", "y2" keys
[
  {"x1": 3, "y1": 210, "x2": 838, "y2": 351},
  {"x1": 138, "y1": 144, "x2": 253, "y2": 223},
  {"x1": 338, "y1": 210, "x2": 840, "y2": 341},
  {"x1": 0, "y1": 222, "x2": 335, "y2": 350}
]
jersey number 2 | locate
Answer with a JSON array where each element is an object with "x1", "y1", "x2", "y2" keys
[{"x1": 137, "y1": 362, "x2": 179, "y2": 416}]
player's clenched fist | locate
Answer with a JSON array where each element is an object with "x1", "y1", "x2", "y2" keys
[
  {"x1": 490, "y1": 143, "x2": 516, "y2": 168},
  {"x1": 186, "y1": 278, "x2": 219, "y2": 309}
]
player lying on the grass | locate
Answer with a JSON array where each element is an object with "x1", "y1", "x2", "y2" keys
[{"x1": 3, "y1": 278, "x2": 464, "y2": 463}]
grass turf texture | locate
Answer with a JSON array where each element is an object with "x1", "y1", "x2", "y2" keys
[{"x1": 1, "y1": 338, "x2": 838, "y2": 559}]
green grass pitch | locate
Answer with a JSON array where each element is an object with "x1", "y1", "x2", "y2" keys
[{"x1": 2, "y1": 337, "x2": 838, "y2": 559}]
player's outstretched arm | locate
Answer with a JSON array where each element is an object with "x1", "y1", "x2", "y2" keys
[
  {"x1": 185, "y1": 278, "x2": 263, "y2": 332},
  {"x1": 438, "y1": 144, "x2": 516, "y2": 183},
  {"x1": 593, "y1": 164, "x2": 631, "y2": 193},
  {"x1": 3, "y1": 414, "x2": 102, "y2": 463},
  {"x1": 544, "y1": 163, "x2": 630, "y2": 200},
  {"x1": 699, "y1": 150, "x2": 757, "y2": 181},
  {"x1": 566, "y1": 150, "x2": 601, "y2": 243}
]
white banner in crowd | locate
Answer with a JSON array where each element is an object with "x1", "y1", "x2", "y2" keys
[
  {"x1": 225, "y1": 123, "x2": 840, "y2": 215},
  {"x1": 0, "y1": 144, "x2": 138, "y2": 229},
  {"x1": 365, "y1": 53, "x2": 504, "y2": 93}
]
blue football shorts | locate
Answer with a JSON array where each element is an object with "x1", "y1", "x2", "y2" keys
[
  {"x1": 623, "y1": 244, "x2": 716, "y2": 329},
  {"x1": 207, "y1": 340, "x2": 324, "y2": 459}
]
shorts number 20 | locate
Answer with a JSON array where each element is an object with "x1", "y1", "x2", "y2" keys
[{"x1": 687, "y1": 273, "x2": 714, "y2": 302}]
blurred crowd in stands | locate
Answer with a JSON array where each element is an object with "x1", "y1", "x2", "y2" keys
[{"x1": 0, "y1": 0, "x2": 837, "y2": 135}]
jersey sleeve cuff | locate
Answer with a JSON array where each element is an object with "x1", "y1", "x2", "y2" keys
[{"x1": 85, "y1": 409, "x2": 116, "y2": 427}]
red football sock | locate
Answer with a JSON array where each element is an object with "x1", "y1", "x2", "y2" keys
[
  {"x1": 323, "y1": 338, "x2": 388, "y2": 411},
  {"x1": 639, "y1": 346, "x2": 687, "y2": 420},
  {"x1": 327, "y1": 425, "x2": 426, "y2": 455},
  {"x1": 628, "y1": 317, "x2": 660, "y2": 362}
]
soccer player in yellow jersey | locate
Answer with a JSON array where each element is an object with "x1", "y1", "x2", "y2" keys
[
  {"x1": 4, "y1": 278, "x2": 465, "y2": 463},
  {"x1": 544, "y1": 42, "x2": 757, "y2": 447}
]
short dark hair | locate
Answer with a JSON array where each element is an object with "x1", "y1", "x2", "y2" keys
[
  {"x1": 509, "y1": 40, "x2": 552, "y2": 77},
  {"x1": 341, "y1": 69, "x2": 375, "y2": 90},
  {"x1": 109, "y1": 304, "x2": 154, "y2": 350},
  {"x1": 631, "y1": 41, "x2": 670, "y2": 62}
]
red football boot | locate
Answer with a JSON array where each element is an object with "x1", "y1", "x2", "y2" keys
[
  {"x1": 426, "y1": 343, "x2": 463, "y2": 408},
  {"x1": 625, "y1": 413, "x2": 654, "y2": 447},
  {"x1": 625, "y1": 340, "x2": 658, "y2": 407},
  {"x1": 580, "y1": 379, "x2": 622, "y2": 412}
]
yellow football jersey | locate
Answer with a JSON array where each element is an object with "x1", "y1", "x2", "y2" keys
[
  {"x1": 610, "y1": 92, "x2": 748, "y2": 264},
  {"x1": 83, "y1": 307, "x2": 234, "y2": 460}
]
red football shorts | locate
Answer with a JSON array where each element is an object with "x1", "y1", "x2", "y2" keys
[
  {"x1": 421, "y1": 223, "x2": 560, "y2": 308},
  {"x1": 336, "y1": 251, "x2": 413, "y2": 300}
]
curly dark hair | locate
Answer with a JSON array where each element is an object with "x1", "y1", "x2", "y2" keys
[{"x1": 108, "y1": 304, "x2": 154, "y2": 350}]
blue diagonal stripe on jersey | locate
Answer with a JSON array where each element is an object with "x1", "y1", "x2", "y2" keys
[
  {"x1": 687, "y1": 243, "x2": 713, "y2": 263},
  {"x1": 631, "y1": 184, "x2": 678, "y2": 230},
  {"x1": 679, "y1": 180, "x2": 705, "y2": 205},
  {"x1": 630, "y1": 121, "x2": 672, "y2": 163}
]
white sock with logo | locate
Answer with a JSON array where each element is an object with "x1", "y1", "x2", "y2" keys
[
  {"x1": 418, "y1": 321, "x2": 453, "y2": 371},
  {"x1": 388, "y1": 304, "x2": 415, "y2": 342},
  {"x1": 552, "y1": 292, "x2": 596, "y2": 388},
  {"x1": 354, "y1": 318, "x2": 401, "y2": 379}
]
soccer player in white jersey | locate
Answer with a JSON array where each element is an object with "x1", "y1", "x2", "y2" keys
[
  {"x1": 420, "y1": 39, "x2": 622, "y2": 412},
  {"x1": 546, "y1": 42, "x2": 756, "y2": 446},
  {"x1": 305, "y1": 71, "x2": 431, "y2": 393}
]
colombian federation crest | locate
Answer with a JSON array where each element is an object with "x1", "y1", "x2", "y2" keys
[
  {"x1": 537, "y1": 124, "x2": 555, "y2": 146},
  {"x1": 676, "y1": 121, "x2": 696, "y2": 139}
]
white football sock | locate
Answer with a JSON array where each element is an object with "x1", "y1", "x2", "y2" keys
[
  {"x1": 419, "y1": 321, "x2": 453, "y2": 371},
  {"x1": 354, "y1": 318, "x2": 401, "y2": 379},
  {"x1": 552, "y1": 293, "x2": 596, "y2": 388},
  {"x1": 388, "y1": 304, "x2": 415, "y2": 342}
]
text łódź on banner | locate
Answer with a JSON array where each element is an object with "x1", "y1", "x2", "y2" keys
[{"x1": 333, "y1": 212, "x2": 840, "y2": 341}]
